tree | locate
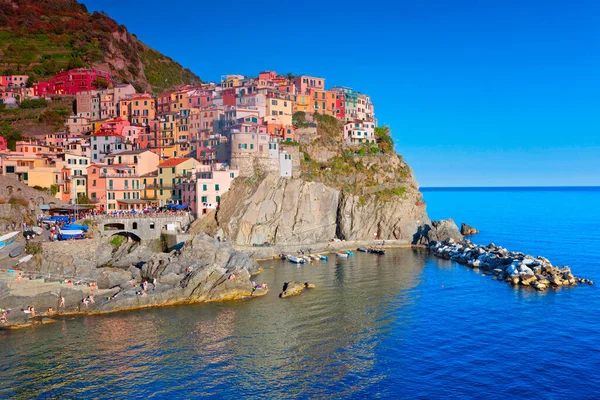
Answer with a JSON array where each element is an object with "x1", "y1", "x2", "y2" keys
[
  {"x1": 76, "y1": 193, "x2": 93, "y2": 204},
  {"x1": 286, "y1": 72, "x2": 295, "y2": 83},
  {"x1": 92, "y1": 76, "x2": 109, "y2": 89},
  {"x1": 375, "y1": 126, "x2": 394, "y2": 153},
  {"x1": 0, "y1": 122, "x2": 22, "y2": 150}
]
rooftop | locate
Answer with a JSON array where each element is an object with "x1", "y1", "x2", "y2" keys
[{"x1": 158, "y1": 157, "x2": 192, "y2": 167}]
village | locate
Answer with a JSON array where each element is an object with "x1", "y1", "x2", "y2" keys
[{"x1": 0, "y1": 69, "x2": 377, "y2": 217}]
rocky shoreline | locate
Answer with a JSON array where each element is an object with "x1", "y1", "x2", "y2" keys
[
  {"x1": 0, "y1": 233, "x2": 267, "y2": 329},
  {"x1": 429, "y1": 238, "x2": 594, "y2": 290}
]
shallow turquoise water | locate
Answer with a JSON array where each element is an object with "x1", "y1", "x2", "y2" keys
[{"x1": 0, "y1": 188, "x2": 598, "y2": 399}]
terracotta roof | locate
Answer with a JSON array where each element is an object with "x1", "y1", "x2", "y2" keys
[{"x1": 158, "y1": 157, "x2": 191, "y2": 167}]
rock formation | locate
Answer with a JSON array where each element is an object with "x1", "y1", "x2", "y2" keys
[
  {"x1": 279, "y1": 281, "x2": 316, "y2": 298},
  {"x1": 429, "y1": 239, "x2": 593, "y2": 290},
  {"x1": 0, "y1": 234, "x2": 265, "y2": 329},
  {"x1": 460, "y1": 223, "x2": 479, "y2": 235}
]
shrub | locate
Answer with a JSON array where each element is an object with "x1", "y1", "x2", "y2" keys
[
  {"x1": 110, "y1": 235, "x2": 126, "y2": 247},
  {"x1": 8, "y1": 197, "x2": 29, "y2": 207},
  {"x1": 25, "y1": 242, "x2": 42, "y2": 255},
  {"x1": 19, "y1": 98, "x2": 48, "y2": 109}
]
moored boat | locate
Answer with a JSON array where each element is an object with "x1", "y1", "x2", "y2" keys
[
  {"x1": 345, "y1": 250, "x2": 354, "y2": 256},
  {"x1": 369, "y1": 248, "x2": 386, "y2": 255},
  {"x1": 9, "y1": 244, "x2": 25, "y2": 258},
  {"x1": 357, "y1": 247, "x2": 369, "y2": 252},
  {"x1": 318, "y1": 255, "x2": 328, "y2": 261},
  {"x1": 287, "y1": 255, "x2": 306, "y2": 264},
  {"x1": 0, "y1": 231, "x2": 19, "y2": 249},
  {"x1": 17, "y1": 254, "x2": 33, "y2": 265},
  {"x1": 58, "y1": 229, "x2": 85, "y2": 241},
  {"x1": 336, "y1": 252, "x2": 349, "y2": 258}
]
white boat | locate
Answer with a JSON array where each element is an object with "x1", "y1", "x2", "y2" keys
[
  {"x1": 0, "y1": 231, "x2": 19, "y2": 249},
  {"x1": 336, "y1": 252, "x2": 349, "y2": 258},
  {"x1": 287, "y1": 255, "x2": 306, "y2": 264},
  {"x1": 17, "y1": 254, "x2": 33, "y2": 265},
  {"x1": 32, "y1": 226, "x2": 44, "y2": 235}
]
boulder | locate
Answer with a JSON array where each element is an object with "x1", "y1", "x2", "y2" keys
[
  {"x1": 279, "y1": 281, "x2": 315, "y2": 298},
  {"x1": 460, "y1": 223, "x2": 479, "y2": 235},
  {"x1": 414, "y1": 219, "x2": 463, "y2": 246},
  {"x1": 96, "y1": 268, "x2": 133, "y2": 289}
]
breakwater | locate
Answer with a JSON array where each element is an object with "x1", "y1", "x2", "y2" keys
[{"x1": 429, "y1": 238, "x2": 594, "y2": 290}]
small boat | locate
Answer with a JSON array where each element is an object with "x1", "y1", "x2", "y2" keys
[
  {"x1": 309, "y1": 255, "x2": 320, "y2": 261},
  {"x1": 287, "y1": 255, "x2": 306, "y2": 264},
  {"x1": 23, "y1": 230, "x2": 36, "y2": 238},
  {"x1": 369, "y1": 248, "x2": 386, "y2": 255},
  {"x1": 318, "y1": 255, "x2": 328, "y2": 261},
  {"x1": 32, "y1": 226, "x2": 44, "y2": 235},
  {"x1": 17, "y1": 254, "x2": 33, "y2": 265},
  {"x1": 58, "y1": 229, "x2": 85, "y2": 241},
  {"x1": 63, "y1": 224, "x2": 89, "y2": 232},
  {"x1": 9, "y1": 244, "x2": 25, "y2": 258},
  {"x1": 357, "y1": 247, "x2": 370, "y2": 252},
  {"x1": 345, "y1": 250, "x2": 354, "y2": 256},
  {"x1": 336, "y1": 252, "x2": 349, "y2": 258},
  {"x1": 0, "y1": 231, "x2": 19, "y2": 249}
]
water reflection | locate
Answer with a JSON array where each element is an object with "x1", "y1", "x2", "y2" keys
[{"x1": 0, "y1": 249, "x2": 428, "y2": 399}]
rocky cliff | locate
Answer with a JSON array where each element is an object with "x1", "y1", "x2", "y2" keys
[{"x1": 206, "y1": 115, "x2": 442, "y2": 247}]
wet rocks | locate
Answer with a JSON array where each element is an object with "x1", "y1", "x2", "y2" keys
[
  {"x1": 460, "y1": 223, "x2": 479, "y2": 235},
  {"x1": 429, "y1": 239, "x2": 592, "y2": 290},
  {"x1": 279, "y1": 281, "x2": 316, "y2": 298}
]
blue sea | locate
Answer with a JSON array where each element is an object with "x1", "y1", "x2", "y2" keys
[{"x1": 1, "y1": 187, "x2": 599, "y2": 399}]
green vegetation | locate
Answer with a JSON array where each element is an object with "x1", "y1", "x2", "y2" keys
[
  {"x1": 0, "y1": 0, "x2": 200, "y2": 92},
  {"x1": 76, "y1": 193, "x2": 93, "y2": 205},
  {"x1": 0, "y1": 122, "x2": 23, "y2": 150},
  {"x1": 8, "y1": 197, "x2": 29, "y2": 208},
  {"x1": 50, "y1": 184, "x2": 60, "y2": 196},
  {"x1": 111, "y1": 235, "x2": 127, "y2": 247},
  {"x1": 82, "y1": 219, "x2": 97, "y2": 227},
  {"x1": 19, "y1": 99, "x2": 48, "y2": 109},
  {"x1": 375, "y1": 126, "x2": 394, "y2": 153},
  {"x1": 92, "y1": 76, "x2": 109, "y2": 89},
  {"x1": 25, "y1": 242, "x2": 42, "y2": 255}
]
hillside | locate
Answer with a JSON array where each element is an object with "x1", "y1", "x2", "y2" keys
[
  {"x1": 196, "y1": 113, "x2": 430, "y2": 247},
  {"x1": 0, "y1": 0, "x2": 200, "y2": 93}
]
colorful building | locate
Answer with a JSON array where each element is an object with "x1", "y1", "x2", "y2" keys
[{"x1": 33, "y1": 68, "x2": 112, "y2": 96}]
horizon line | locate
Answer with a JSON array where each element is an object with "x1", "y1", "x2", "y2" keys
[{"x1": 421, "y1": 185, "x2": 600, "y2": 189}]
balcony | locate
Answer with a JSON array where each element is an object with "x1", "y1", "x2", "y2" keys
[{"x1": 100, "y1": 173, "x2": 140, "y2": 178}]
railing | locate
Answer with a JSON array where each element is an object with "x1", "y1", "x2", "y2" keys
[{"x1": 100, "y1": 173, "x2": 140, "y2": 178}]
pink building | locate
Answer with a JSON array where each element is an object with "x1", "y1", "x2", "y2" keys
[
  {"x1": 293, "y1": 75, "x2": 325, "y2": 95},
  {"x1": 178, "y1": 165, "x2": 239, "y2": 217},
  {"x1": 0, "y1": 136, "x2": 7, "y2": 151},
  {"x1": 188, "y1": 89, "x2": 214, "y2": 108}
]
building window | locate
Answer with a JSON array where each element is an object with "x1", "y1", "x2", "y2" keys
[
  {"x1": 201, "y1": 196, "x2": 207, "y2": 203},
  {"x1": 215, "y1": 184, "x2": 220, "y2": 191}
]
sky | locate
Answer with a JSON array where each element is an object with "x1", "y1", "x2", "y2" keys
[{"x1": 81, "y1": 0, "x2": 600, "y2": 187}]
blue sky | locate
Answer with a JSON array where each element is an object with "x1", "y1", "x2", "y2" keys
[{"x1": 81, "y1": 0, "x2": 600, "y2": 187}]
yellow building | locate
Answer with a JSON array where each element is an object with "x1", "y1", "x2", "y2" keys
[
  {"x1": 152, "y1": 157, "x2": 200, "y2": 205},
  {"x1": 266, "y1": 96, "x2": 293, "y2": 126},
  {"x1": 293, "y1": 94, "x2": 311, "y2": 114},
  {"x1": 129, "y1": 94, "x2": 156, "y2": 125}
]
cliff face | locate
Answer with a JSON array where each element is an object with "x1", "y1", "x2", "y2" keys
[{"x1": 214, "y1": 154, "x2": 429, "y2": 246}]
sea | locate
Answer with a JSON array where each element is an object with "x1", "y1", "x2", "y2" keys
[{"x1": 1, "y1": 187, "x2": 599, "y2": 399}]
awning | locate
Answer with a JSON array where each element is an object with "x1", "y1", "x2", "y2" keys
[{"x1": 116, "y1": 199, "x2": 149, "y2": 205}]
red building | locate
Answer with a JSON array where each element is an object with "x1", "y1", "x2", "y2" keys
[
  {"x1": 335, "y1": 92, "x2": 346, "y2": 120},
  {"x1": 0, "y1": 136, "x2": 7, "y2": 150},
  {"x1": 222, "y1": 88, "x2": 237, "y2": 106},
  {"x1": 33, "y1": 68, "x2": 112, "y2": 96}
]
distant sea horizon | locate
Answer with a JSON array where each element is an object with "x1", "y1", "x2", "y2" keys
[{"x1": 421, "y1": 186, "x2": 600, "y2": 191}]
